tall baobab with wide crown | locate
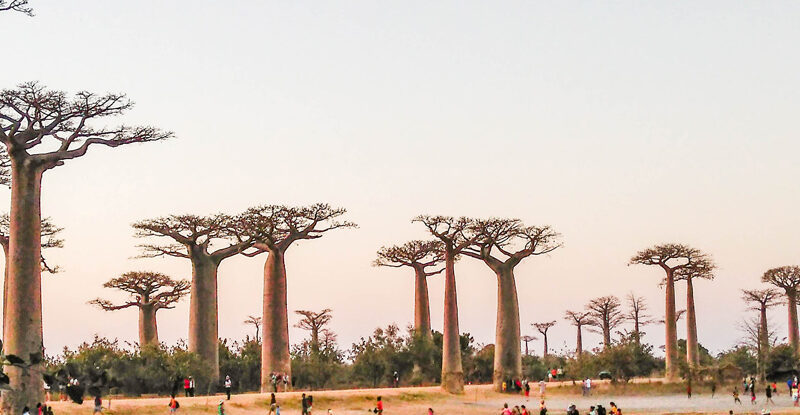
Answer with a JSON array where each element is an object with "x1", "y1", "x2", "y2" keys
[
  {"x1": 0, "y1": 214, "x2": 63, "y2": 337},
  {"x1": 675, "y1": 256, "x2": 715, "y2": 366},
  {"x1": 0, "y1": 82, "x2": 170, "y2": 411},
  {"x1": 374, "y1": 240, "x2": 444, "y2": 338},
  {"x1": 294, "y1": 308, "x2": 334, "y2": 354},
  {"x1": 244, "y1": 315, "x2": 262, "y2": 343},
  {"x1": 461, "y1": 218, "x2": 561, "y2": 390},
  {"x1": 89, "y1": 271, "x2": 190, "y2": 346},
  {"x1": 521, "y1": 335, "x2": 536, "y2": 356},
  {"x1": 532, "y1": 321, "x2": 556, "y2": 357},
  {"x1": 625, "y1": 293, "x2": 655, "y2": 346},
  {"x1": 629, "y1": 243, "x2": 708, "y2": 380},
  {"x1": 585, "y1": 295, "x2": 625, "y2": 349},
  {"x1": 762, "y1": 266, "x2": 800, "y2": 353},
  {"x1": 413, "y1": 215, "x2": 477, "y2": 393},
  {"x1": 741, "y1": 288, "x2": 782, "y2": 379},
  {"x1": 238, "y1": 203, "x2": 355, "y2": 392},
  {"x1": 133, "y1": 213, "x2": 254, "y2": 381},
  {"x1": 564, "y1": 310, "x2": 591, "y2": 356}
]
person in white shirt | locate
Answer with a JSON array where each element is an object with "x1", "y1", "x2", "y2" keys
[{"x1": 224, "y1": 375, "x2": 232, "y2": 400}]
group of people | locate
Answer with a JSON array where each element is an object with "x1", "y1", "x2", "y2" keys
[
  {"x1": 502, "y1": 400, "x2": 621, "y2": 415},
  {"x1": 269, "y1": 372, "x2": 291, "y2": 392},
  {"x1": 730, "y1": 375, "x2": 798, "y2": 406},
  {"x1": 20, "y1": 403, "x2": 55, "y2": 415}
]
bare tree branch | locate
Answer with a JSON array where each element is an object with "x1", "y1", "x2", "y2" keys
[{"x1": 0, "y1": 0, "x2": 33, "y2": 16}]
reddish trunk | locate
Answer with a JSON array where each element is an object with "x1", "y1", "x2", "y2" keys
[
  {"x1": 576, "y1": 324, "x2": 583, "y2": 356},
  {"x1": 261, "y1": 249, "x2": 291, "y2": 392},
  {"x1": 788, "y1": 290, "x2": 799, "y2": 353},
  {"x1": 2, "y1": 241, "x2": 8, "y2": 339},
  {"x1": 664, "y1": 270, "x2": 678, "y2": 380},
  {"x1": 758, "y1": 305, "x2": 769, "y2": 380},
  {"x1": 602, "y1": 321, "x2": 611, "y2": 349},
  {"x1": 542, "y1": 334, "x2": 549, "y2": 357},
  {"x1": 188, "y1": 252, "x2": 220, "y2": 388},
  {"x1": 441, "y1": 252, "x2": 463, "y2": 393},
  {"x1": 686, "y1": 278, "x2": 699, "y2": 366},
  {"x1": 413, "y1": 265, "x2": 432, "y2": 338},
  {"x1": 139, "y1": 303, "x2": 159, "y2": 346},
  {"x1": 492, "y1": 265, "x2": 521, "y2": 390},
  {"x1": 2, "y1": 159, "x2": 45, "y2": 413}
]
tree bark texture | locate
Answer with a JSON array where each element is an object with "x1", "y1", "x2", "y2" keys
[
  {"x1": 576, "y1": 324, "x2": 583, "y2": 356},
  {"x1": 188, "y1": 253, "x2": 220, "y2": 388},
  {"x1": 413, "y1": 265, "x2": 432, "y2": 338},
  {"x1": 788, "y1": 290, "x2": 799, "y2": 354},
  {"x1": 664, "y1": 270, "x2": 679, "y2": 381},
  {"x1": 685, "y1": 278, "x2": 699, "y2": 366},
  {"x1": 2, "y1": 160, "x2": 45, "y2": 414},
  {"x1": 261, "y1": 249, "x2": 291, "y2": 392},
  {"x1": 139, "y1": 303, "x2": 159, "y2": 346},
  {"x1": 441, "y1": 253, "x2": 463, "y2": 393},
  {"x1": 492, "y1": 265, "x2": 522, "y2": 391}
]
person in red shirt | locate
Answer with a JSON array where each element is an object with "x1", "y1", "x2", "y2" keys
[
  {"x1": 183, "y1": 378, "x2": 190, "y2": 397},
  {"x1": 375, "y1": 396, "x2": 383, "y2": 415}
]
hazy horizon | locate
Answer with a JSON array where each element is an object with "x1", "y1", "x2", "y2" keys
[{"x1": 1, "y1": 1, "x2": 799, "y2": 359}]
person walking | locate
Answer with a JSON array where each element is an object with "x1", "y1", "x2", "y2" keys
[
  {"x1": 765, "y1": 385, "x2": 774, "y2": 405},
  {"x1": 183, "y1": 378, "x2": 190, "y2": 397},
  {"x1": 733, "y1": 387, "x2": 742, "y2": 404},
  {"x1": 751, "y1": 384, "x2": 757, "y2": 405},
  {"x1": 217, "y1": 400, "x2": 225, "y2": 415},
  {"x1": 269, "y1": 393, "x2": 278, "y2": 415},
  {"x1": 375, "y1": 396, "x2": 383, "y2": 415},
  {"x1": 308, "y1": 395, "x2": 314, "y2": 415},
  {"x1": 188, "y1": 376, "x2": 195, "y2": 397},
  {"x1": 710, "y1": 381, "x2": 717, "y2": 398},
  {"x1": 524, "y1": 381, "x2": 530, "y2": 401},
  {"x1": 224, "y1": 375, "x2": 232, "y2": 400},
  {"x1": 301, "y1": 393, "x2": 309, "y2": 415},
  {"x1": 93, "y1": 396, "x2": 103, "y2": 414},
  {"x1": 169, "y1": 396, "x2": 180, "y2": 413},
  {"x1": 585, "y1": 378, "x2": 592, "y2": 396}
]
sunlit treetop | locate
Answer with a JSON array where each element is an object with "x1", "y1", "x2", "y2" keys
[
  {"x1": 373, "y1": 240, "x2": 445, "y2": 271},
  {"x1": 133, "y1": 213, "x2": 254, "y2": 261},
  {"x1": 762, "y1": 265, "x2": 800, "y2": 291},
  {"x1": 461, "y1": 218, "x2": 561, "y2": 267},
  {"x1": 89, "y1": 271, "x2": 190, "y2": 311}
]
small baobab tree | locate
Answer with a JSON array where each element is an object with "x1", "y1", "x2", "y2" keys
[
  {"x1": 244, "y1": 315, "x2": 262, "y2": 343},
  {"x1": 238, "y1": 204, "x2": 355, "y2": 392},
  {"x1": 294, "y1": 309, "x2": 333, "y2": 355},
  {"x1": 564, "y1": 310, "x2": 591, "y2": 356},
  {"x1": 1, "y1": 214, "x2": 63, "y2": 337},
  {"x1": 374, "y1": 240, "x2": 444, "y2": 338},
  {"x1": 532, "y1": 321, "x2": 556, "y2": 357},
  {"x1": 461, "y1": 218, "x2": 561, "y2": 390},
  {"x1": 133, "y1": 213, "x2": 254, "y2": 380},
  {"x1": 413, "y1": 215, "x2": 477, "y2": 393},
  {"x1": 0, "y1": 82, "x2": 170, "y2": 411},
  {"x1": 89, "y1": 271, "x2": 190, "y2": 346},
  {"x1": 629, "y1": 243, "x2": 708, "y2": 380},
  {"x1": 586, "y1": 295, "x2": 624, "y2": 349},
  {"x1": 762, "y1": 266, "x2": 800, "y2": 353},
  {"x1": 741, "y1": 288, "x2": 782, "y2": 379},
  {"x1": 625, "y1": 293, "x2": 655, "y2": 346},
  {"x1": 675, "y1": 256, "x2": 715, "y2": 367},
  {"x1": 521, "y1": 335, "x2": 537, "y2": 356}
]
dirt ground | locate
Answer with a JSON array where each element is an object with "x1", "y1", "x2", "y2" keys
[{"x1": 44, "y1": 383, "x2": 800, "y2": 415}]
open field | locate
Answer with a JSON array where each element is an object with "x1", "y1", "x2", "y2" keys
[{"x1": 44, "y1": 381, "x2": 800, "y2": 415}]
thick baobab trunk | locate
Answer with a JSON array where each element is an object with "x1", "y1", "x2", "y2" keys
[
  {"x1": 664, "y1": 272, "x2": 679, "y2": 381},
  {"x1": 441, "y1": 253, "x2": 463, "y2": 393},
  {"x1": 261, "y1": 249, "x2": 291, "y2": 392},
  {"x1": 139, "y1": 303, "x2": 159, "y2": 346},
  {"x1": 493, "y1": 266, "x2": 521, "y2": 391},
  {"x1": 542, "y1": 334, "x2": 549, "y2": 357},
  {"x1": 575, "y1": 324, "x2": 583, "y2": 356},
  {"x1": 602, "y1": 323, "x2": 611, "y2": 348},
  {"x1": 413, "y1": 265, "x2": 432, "y2": 338},
  {"x1": 188, "y1": 253, "x2": 220, "y2": 389},
  {"x1": 685, "y1": 278, "x2": 699, "y2": 366},
  {"x1": 2, "y1": 160, "x2": 45, "y2": 414},
  {"x1": 787, "y1": 290, "x2": 799, "y2": 353},
  {"x1": 758, "y1": 305, "x2": 769, "y2": 380}
]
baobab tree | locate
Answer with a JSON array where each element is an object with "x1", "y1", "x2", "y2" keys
[
  {"x1": 238, "y1": 204, "x2": 355, "y2": 392},
  {"x1": 741, "y1": 288, "x2": 782, "y2": 379},
  {"x1": 585, "y1": 295, "x2": 625, "y2": 349},
  {"x1": 532, "y1": 321, "x2": 556, "y2": 357},
  {"x1": 89, "y1": 271, "x2": 190, "y2": 346},
  {"x1": 374, "y1": 240, "x2": 444, "y2": 338},
  {"x1": 0, "y1": 0, "x2": 32, "y2": 15},
  {"x1": 675, "y1": 257, "x2": 716, "y2": 367},
  {"x1": 133, "y1": 213, "x2": 253, "y2": 380},
  {"x1": 629, "y1": 243, "x2": 709, "y2": 380},
  {"x1": 461, "y1": 218, "x2": 561, "y2": 390},
  {"x1": 625, "y1": 293, "x2": 655, "y2": 346},
  {"x1": 564, "y1": 310, "x2": 591, "y2": 355},
  {"x1": 521, "y1": 335, "x2": 537, "y2": 356},
  {"x1": 0, "y1": 82, "x2": 170, "y2": 411},
  {"x1": 294, "y1": 309, "x2": 334, "y2": 354},
  {"x1": 413, "y1": 215, "x2": 477, "y2": 393},
  {"x1": 244, "y1": 315, "x2": 262, "y2": 343},
  {"x1": 762, "y1": 265, "x2": 800, "y2": 353},
  {"x1": 1, "y1": 214, "x2": 63, "y2": 337}
]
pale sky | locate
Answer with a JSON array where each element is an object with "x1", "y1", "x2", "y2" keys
[{"x1": 1, "y1": 1, "x2": 799, "y2": 358}]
